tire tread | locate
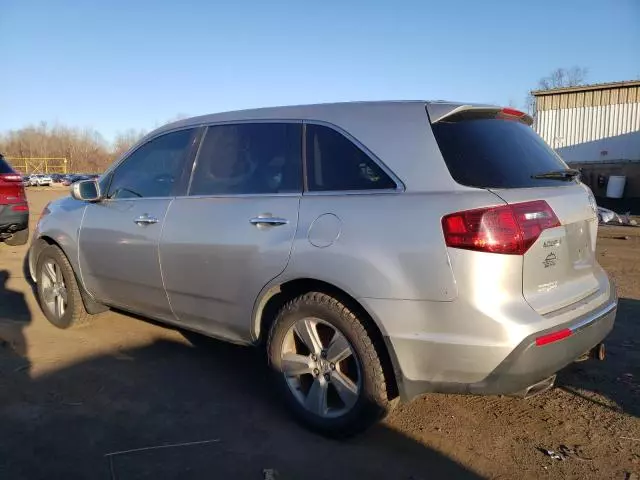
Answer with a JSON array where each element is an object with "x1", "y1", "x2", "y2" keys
[{"x1": 267, "y1": 291, "x2": 395, "y2": 437}]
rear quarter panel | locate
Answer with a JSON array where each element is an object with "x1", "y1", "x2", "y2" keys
[{"x1": 278, "y1": 190, "x2": 508, "y2": 302}]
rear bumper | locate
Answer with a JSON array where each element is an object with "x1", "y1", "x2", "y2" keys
[
  {"x1": 394, "y1": 291, "x2": 616, "y2": 401},
  {"x1": 0, "y1": 205, "x2": 29, "y2": 233}
]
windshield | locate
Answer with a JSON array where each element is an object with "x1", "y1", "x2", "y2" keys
[{"x1": 431, "y1": 117, "x2": 571, "y2": 189}]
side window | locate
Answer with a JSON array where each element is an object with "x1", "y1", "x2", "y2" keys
[
  {"x1": 107, "y1": 129, "x2": 196, "y2": 199},
  {"x1": 305, "y1": 124, "x2": 397, "y2": 191},
  {"x1": 189, "y1": 123, "x2": 302, "y2": 196}
]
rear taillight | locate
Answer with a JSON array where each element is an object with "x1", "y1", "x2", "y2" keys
[
  {"x1": 11, "y1": 205, "x2": 28, "y2": 212},
  {"x1": 0, "y1": 173, "x2": 23, "y2": 182},
  {"x1": 442, "y1": 200, "x2": 560, "y2": 255}
]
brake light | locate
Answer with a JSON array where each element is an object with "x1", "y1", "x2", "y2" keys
[
  {"x1": 535, "y1": 328, "x2": 572, "y2": 346},
  {"x1": 0, "y1": 173, "x2": 22, "y2": 182},
  {"x1": 500, "y1": 107, "x2": 525, "y2": 118},
  {"x1": 11, "y1": 205, "x2": 28, "y2": 212},
  {"x1": 442, "y1": 200, "x2": 560, "y2": 255}
]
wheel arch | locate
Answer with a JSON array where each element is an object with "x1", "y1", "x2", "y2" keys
[
  {"x1": 253, "y1": 277, "x2": 400, "y2": 400},
  {"x1": 30, "y1": 234, "x2": 107, "y2": 315}
]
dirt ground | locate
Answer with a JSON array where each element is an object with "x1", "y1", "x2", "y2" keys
[{"x1": 1, "y1": 189, "x2": 638, "y2": 479}]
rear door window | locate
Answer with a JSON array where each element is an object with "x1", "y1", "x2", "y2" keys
[
  {"x1": 305, "y1": 124, "x2": 397, "y2": 192},
  {"x1": 431, "y1": 116, "x2": 570, "y2": 188},
  {"x1": 189, "y1": 123, "x2": 302, "y2": 196}
]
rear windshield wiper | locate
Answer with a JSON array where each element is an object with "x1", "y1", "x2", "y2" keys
[{"x1": 531, "y1": 169, "x2": 580, "y2": 181}]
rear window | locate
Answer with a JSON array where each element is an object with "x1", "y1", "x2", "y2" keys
[
  {"x1": 431, "y1": 117, "x2": 570, "y2": 188},
  {"x1": 0, "y1": 155, "x2": 15, "y2": 174}
]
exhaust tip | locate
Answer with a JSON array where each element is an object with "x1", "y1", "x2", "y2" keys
[
  {"x1": 521, "y1": 375, "x2": 556, "y2": 399},
  {"x1": 590, "y1": 343, "x2": 606, "y2": 361}
]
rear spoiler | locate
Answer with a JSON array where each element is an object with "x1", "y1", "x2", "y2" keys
[{"x1": 426, "y1": 103, "x2": 534, "y2": 126}]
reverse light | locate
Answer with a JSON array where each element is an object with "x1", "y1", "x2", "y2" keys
[
  {"x1": 535, "y1": 328, "x2": 572, "y2": 346},
  {"x1": 442, "y1": 200, "x2": 561, "y2": 255}
]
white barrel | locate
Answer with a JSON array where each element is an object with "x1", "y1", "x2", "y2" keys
[{"x1": 606, "y1": 175, "x2": 626, "y2": 199}]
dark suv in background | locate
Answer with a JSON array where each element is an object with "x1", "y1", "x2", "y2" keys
[{"x1": 0, "y1": 154, "x2": 29, "y2": 245}]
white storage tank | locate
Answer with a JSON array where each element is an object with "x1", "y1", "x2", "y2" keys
[{"x1": 606, "y1": 175, "x2": 626, "y2": 198}]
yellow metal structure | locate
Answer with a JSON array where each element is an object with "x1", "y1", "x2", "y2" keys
[{"x1": 5, "y1": 157, "x2": 68, "y2": 174}]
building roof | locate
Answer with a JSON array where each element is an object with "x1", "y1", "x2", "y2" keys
[{"x1": 532, "y1": 80, "x2": 640, "y2": 96}]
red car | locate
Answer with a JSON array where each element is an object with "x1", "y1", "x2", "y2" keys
[{"x1": 0, "y1": 154, "x2": 29, "y2": 245}]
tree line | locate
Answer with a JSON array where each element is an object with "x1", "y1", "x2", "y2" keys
[{"x1": 0, "y1": 123, "x2": 146, "y2": 173}]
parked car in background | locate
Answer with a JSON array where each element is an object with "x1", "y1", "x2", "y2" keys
[
  {"x1": 28, "y1": 101, "x2": 617, "y2": 437},
  {"x1": 38, "y1": 174, "x2": 53, "y2": 186},
  {"x1": 0, "y1": 154, "x2": 29, "y2": 245},
  {"x1": 27, "y1": 174, "x2": 53, "y2": 187},
  {"x1": 61, "y1": 174, "x2": 86, "y2": 186}
]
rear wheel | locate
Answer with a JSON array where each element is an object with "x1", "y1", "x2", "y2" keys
[
  {"x1": 267, "y1": 292, "x2": 395, "y2": 437},
  {"x1": 5, "y1": 228, "x2": 29, "y2": 246},
  {"x1": 36, "y1": 245, "x2": 92, "y2": 329}
]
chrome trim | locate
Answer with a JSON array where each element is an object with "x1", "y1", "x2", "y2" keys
[
  {"x1": 103, "y1": 118, "x2": 406, "y2": 198},
  {"x1": 100, "y1": 192, "x2": 303, "y2": 203},
  {"x1": 569, "y1": 300, "x2": 617, "y2": 334},
  {"x1": 303, "y1": 189, "x2": 404, "y2": 197},
  {"x1": 133, "y1": 214, "x2": 159, "y2": 226},
  {"x1": 183, "y1": 192, "x2": 301, "y2": 200},
  {"x1": 250, "y1": 216, "x2": 289, "y2": 227}
]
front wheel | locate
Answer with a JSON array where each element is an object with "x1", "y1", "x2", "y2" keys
[
  {"x1": 36, "y1": 245, "x2": 92, "y2": 329},
  {"x1": 267, "y1": 292, "x2": 395, "y2": 437}
]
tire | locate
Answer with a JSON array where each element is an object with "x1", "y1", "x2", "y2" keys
[
  {"x1": 267, "y1": 292, "x2": 395, "y2": 438},
  {"x1": 4, "y1": 228, "x2": 29, "y2": 246},
  {"x1": 36, "y1": 244, "x2": 92, "y2": 329}
]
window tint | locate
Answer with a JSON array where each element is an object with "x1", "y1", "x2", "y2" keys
[
  {"x1": 107, "y1": 129, "x2": 195, "y2": 199},
  {"x1": 0, "y1": 155, "x2": 14, "y2": 174},
  {"x1": 305, "y1": 124, "x2": 396, "y2": 191},
  {"x1": 189, "y1": 123, "x2": 302, "y2": 196},
  {"x1": 431, "y1": 117, "x2": 570, "y2": 188}
]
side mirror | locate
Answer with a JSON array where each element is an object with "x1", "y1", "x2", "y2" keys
[{"x1": 71, "y1": 179, "x2": 102, "y2": 202}]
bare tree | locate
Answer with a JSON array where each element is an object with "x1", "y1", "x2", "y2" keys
[
  {"x1": 112, "y1": 128, "x2": 147, "y2": 160},
  {"x1": 526, "y1": 66, "x2": 588, "y2": 116},
  {"x1": 0, "y1": 123, "x2": 148, "y2": 173},
  {"x1": 537, "y1": 66, "x2": 588, "y2": 90}
]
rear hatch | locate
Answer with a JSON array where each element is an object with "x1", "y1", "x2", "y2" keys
[{"x1": 430, "y1": 105, "x2": 600, "y2": 315}]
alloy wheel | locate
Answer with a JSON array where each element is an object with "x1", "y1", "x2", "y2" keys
[
  {"x1": 281, "y1": 317, "x2": 361, "y2": 418},
  {"x1": 40, "y1": 260, "x2": 67, "y2": 319}
]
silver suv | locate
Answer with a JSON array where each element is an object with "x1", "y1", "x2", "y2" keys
[{"x1": 28, "y1": 101, "x2": 616, "y2": 436}]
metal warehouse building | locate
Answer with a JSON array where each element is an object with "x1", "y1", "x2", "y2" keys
[{"x1": 533, "y1": 80, "x2": 640, "y2": 203}]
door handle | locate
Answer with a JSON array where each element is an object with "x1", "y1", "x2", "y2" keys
[
  {"x1": 134, "y1": 214, "x2": 159, "y2": 226},
  {"x1": 250, "y1": 216, "x2": 289, "y2": 227}
]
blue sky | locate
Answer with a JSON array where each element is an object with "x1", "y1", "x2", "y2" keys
[{"x1": 2, "y1": 0, "x2": 639, "y2": 142}]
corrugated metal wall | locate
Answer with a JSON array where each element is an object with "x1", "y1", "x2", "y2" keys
[{"x1": 534, "y1": 84, "x2": 640, "y2": 163}]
